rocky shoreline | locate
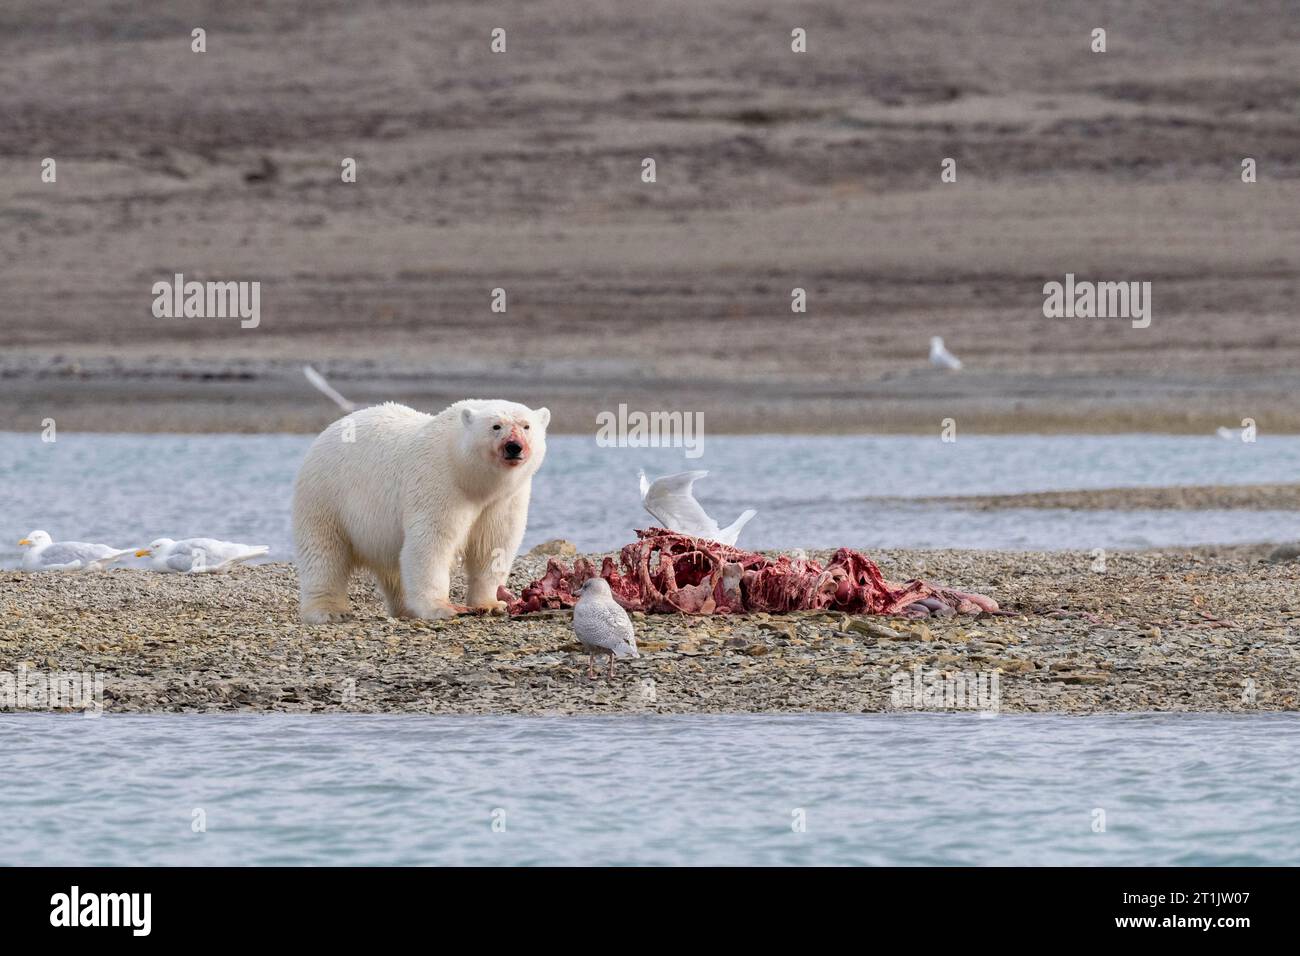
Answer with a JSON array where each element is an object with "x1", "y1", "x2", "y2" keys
[{"x1": 3, "y1": 545, "x2": 1298, "y2": 715}]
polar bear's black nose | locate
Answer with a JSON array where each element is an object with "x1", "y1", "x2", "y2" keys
[{"x1": 503, "y1": 441, "x2": 524, "y2": 459}]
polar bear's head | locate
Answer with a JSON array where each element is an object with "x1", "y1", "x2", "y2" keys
[{"x1": 458, "y1": 400, "x2": 550, "y2": 476}]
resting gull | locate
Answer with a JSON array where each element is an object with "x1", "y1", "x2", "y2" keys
[
  {"x1": 136, "y1": 537, "x2": 270, "y2": 573},
  {"x1": 18, "y1": 531, "x2": 134, "y2": 572},
  {"x1": 638, "y1": 469, "x2": 756, "y2": 546}
]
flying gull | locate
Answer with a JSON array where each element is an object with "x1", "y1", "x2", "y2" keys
[
  {"x1": 303, "y1": 364, "x2": 358, "y2": 413},
  {"x1": 638, "y1": 469, "x2": 756, "y2": 546}
]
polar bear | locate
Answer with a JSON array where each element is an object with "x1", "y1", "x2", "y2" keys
[{"x1": 292, "y1": 399, "x2": 549, "y2": 624}]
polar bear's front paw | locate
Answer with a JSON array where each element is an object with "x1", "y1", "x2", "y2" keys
[
  {"x1": 302, "y1": 607, "x2": 351, "y2": 625},
  {"x1": 411, "y1": 601, "x2": 458, "y2": 621}
]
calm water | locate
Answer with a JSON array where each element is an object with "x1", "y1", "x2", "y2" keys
[
  {"x1": 1, "y1": 713, "x2": 1296, "y2": 866},
  {"x1": 1, "y1": 432, "x2": 1298, "y2": 564}
]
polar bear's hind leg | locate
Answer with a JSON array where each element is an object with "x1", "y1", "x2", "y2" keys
[{"x1": 296, "y1": 517, "x2": 355, "y2": 624}]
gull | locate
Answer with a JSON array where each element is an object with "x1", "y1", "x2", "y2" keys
[
  {"x1": 136, "y1": 537, "x2": 270, "y2": 573},
  {"x1": 303, "y1": 364, "x2": 358, "y2": 413},
  {"x1": 638, "y1": 469, "x2": 756, "y2": 546},
  {"x1": 572, "y1": 578, "x2": 639, "y2": 679},
  {"x1": 17, "y1": 531, "x2": 134, "y2": 572},
  {"x1": 1216, "y1": 426, "x2": 1240, "y2": 441},
  {"x1": 929, "y1": 336, "x2": 962, "y2": 370}
]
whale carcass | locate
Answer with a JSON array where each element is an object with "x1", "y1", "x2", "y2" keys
[{"x1": 500, "y1": 529, "x2": 1000, "y2": 618}]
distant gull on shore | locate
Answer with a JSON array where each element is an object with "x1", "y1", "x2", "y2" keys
[
  {"x1": 136, "y1": 538, "x2": 270, "y2": 573},
  {"x1": 572, "y1": 577, "x2": 639, "y2": 679},
  {"x1": 303, "y1": 364, "x2": 358, "y2": 413},
  {"x1": 639, "y1": 469, "x2": 756, "y2": 546},
  {"x1": 929, "y1": 336, "x2": 963, "y2": 371},
  {"x1": 18, "y1": 531, "x2": 134, "y2": 572},
  {"x1": 1216, "y1": 426, "x2": 1241, "y2": 441}
]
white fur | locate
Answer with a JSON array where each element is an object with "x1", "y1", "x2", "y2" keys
[{"x1": 292, "y1": 399, "x2": 550, "y2": 624}]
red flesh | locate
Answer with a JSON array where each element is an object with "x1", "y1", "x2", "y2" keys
[{"x1": 501, "y1": 529, "x2": 1001, "y2": 617}]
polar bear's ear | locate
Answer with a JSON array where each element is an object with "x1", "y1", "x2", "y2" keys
[
  {"x1": 460, "y1": 407, "x2": 475, "y2": 428},
  {"x1": 535, "y1": 407, "x2": 551, "y2": 428}
]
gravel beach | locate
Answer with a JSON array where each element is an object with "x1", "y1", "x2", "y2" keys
[{"x1": 4, "y1": 545, "x2": 1297, "y2": 715}]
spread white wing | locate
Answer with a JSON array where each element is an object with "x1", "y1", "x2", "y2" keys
[
  {"x1": 641, "y1": 470, "x2": 720, "y2": 538},
  {"x1": 303, "y1": 364, "x2": 357, "y2": 412},
  {"x1": 639, "y1": 470, "x2": 756, "y2": 546}
]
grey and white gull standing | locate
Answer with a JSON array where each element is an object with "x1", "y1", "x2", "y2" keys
[
  {"x1": 929, "y1": 336, "x2": 963, "y2": 370},
  {"x1": 572, "y1": 577, "x2": 639, "y2": 679}
]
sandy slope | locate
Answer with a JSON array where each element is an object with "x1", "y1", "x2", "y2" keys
[{"x1": 2, "y1": 0, "x2": 1300, "y2": 433}]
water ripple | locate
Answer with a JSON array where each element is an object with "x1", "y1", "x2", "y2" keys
[
  {"x1": 1, "y1": 713, "x2": 1298, "y2": 865},
  {"x1": 6, "y1": 433, "x2": 1300, "y2": 558}
]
